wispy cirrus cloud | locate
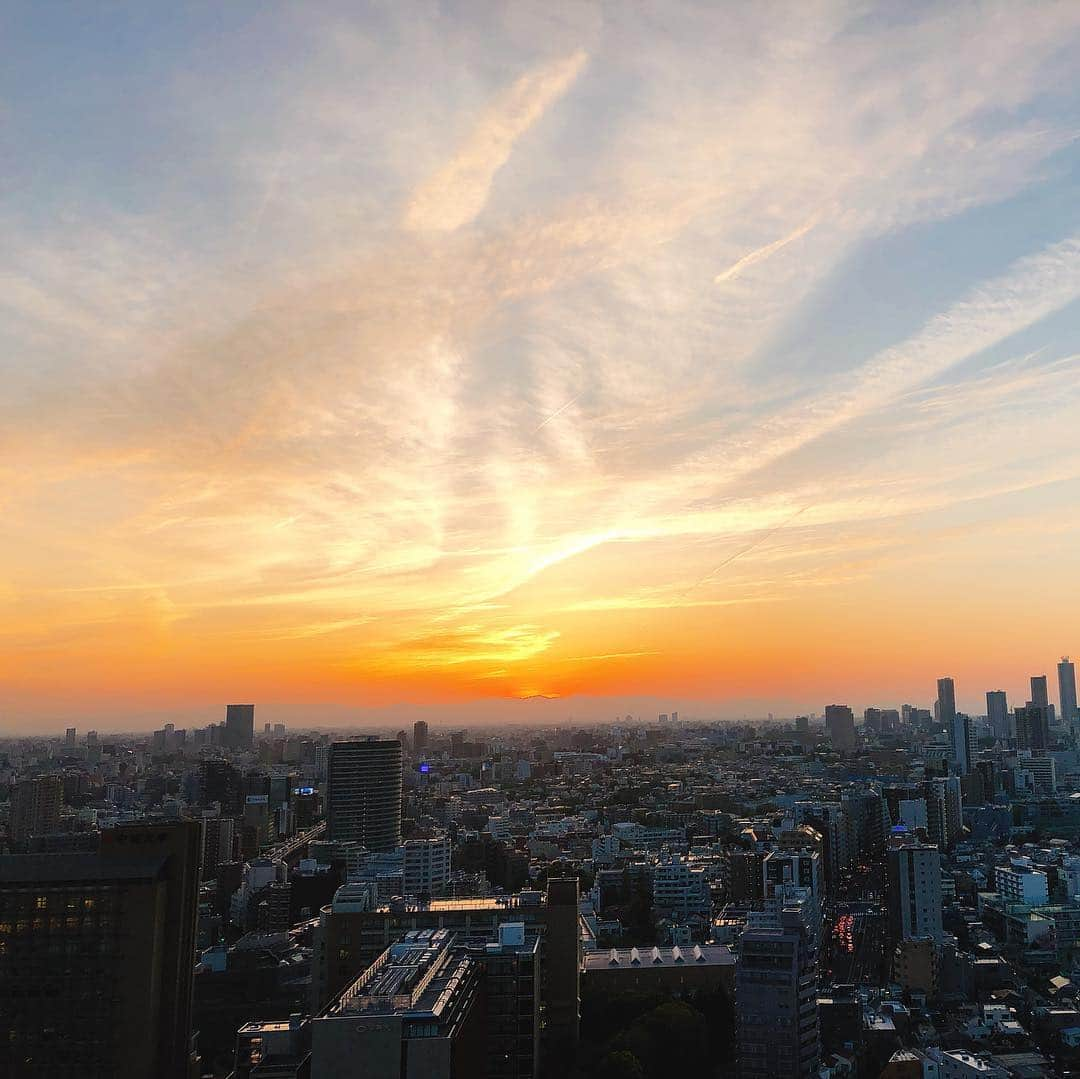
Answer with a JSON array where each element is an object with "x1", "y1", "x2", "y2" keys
[{"x1": 4, "y1": 1, "x2": 1080, "y2": 723}]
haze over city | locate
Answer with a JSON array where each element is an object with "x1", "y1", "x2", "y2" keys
[{"x1": 5, "y1": 2, "x2": 1080, "y2": 730}]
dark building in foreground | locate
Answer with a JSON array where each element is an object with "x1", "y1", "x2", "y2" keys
[{"x1": 0, "y1": 819, "x2": 201, "y2": 1079}]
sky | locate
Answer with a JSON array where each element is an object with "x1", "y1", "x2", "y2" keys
[{"x1": 4, "y1": 1, "x2": 1080, "y2": 732}]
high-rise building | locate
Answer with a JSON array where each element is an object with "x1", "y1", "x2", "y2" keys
[
  {"x1": 1059, "y1": 657, "x2": 1078, "y2": 728},
  {"x1": 64, "y1": 727, "x2": 77, "y2": 748},
  {"x1": 824, "y1": 705, "x2": 856, "y2": 751},
  {"x1": 737, "y1": 898, "x2": 820, "y2": 1079},
  {"x1": 9, "y1": 775, "x2": 63, "y2": 848},
  {"x1": 987, "y1": 690, "x2": 1010, "y2": 742},
  {"x1": 326, "y1": 739, "x2": 403, "y2": 851},
  {"x1": 1016, "y1": 705, "x2": 1051, "y2": 751},
  {"x1": 949, "y1": 712, "x2": 972, "y2": 775},
  {"x1": 199, "y1": 758, "x2": 244, "y2": 814},
  {"x1": 1031, "y1": 675, "x2": 1049, "y2": 709},
  {"x1": 886, "y1": 834, "x2": 942, "y2": 944},
  {"x1": 936, "y1": 677, "x2": 956, "y2": 727},
  {"x1": 412, "y1": 720, "x2": 429, "y2": 755},
  {"x1": 0, "y1": 820, "x2": 202, "y2": 1078},
  {"x1": 225, "y1": 704, "x2": 255, "y2": 750}
]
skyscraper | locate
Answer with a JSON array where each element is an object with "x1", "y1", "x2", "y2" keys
[
  {"x1": 413, "y1": 719, "x2": 429, "y2": 755},
  {"x1": 1059, "y1": 657, "x2": 1078, "y2": 728},
  {"x1": 936, "y1": 677, "x2": 956, "y2": 727},
  {"x1": 0, "y1": 819, "x2": 201, "y2": 1078},
  {"x1": 986, "y1": 690, "x2": 1010, "y2": 742},
  {"x1": 224, "y1": 703, "x2": 255, "y2": 750},
  {"x1": 1031, "y1": 674, "x2": 1049, "y2": 708},
  {"x1": 326, "y1": 738, "x2": 403, "y2": 851}
]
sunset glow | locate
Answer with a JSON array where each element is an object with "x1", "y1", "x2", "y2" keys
[{"x1": 5, "y1": 3, "x2": 1080, "y2": 728}]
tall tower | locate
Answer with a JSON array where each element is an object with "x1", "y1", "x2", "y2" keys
[
  {"x1": 986, "y1": 690, "x2": 1009, "y2": 742},
  {"x1": 1059, "y1": 657, "x2": 1078, "y2": 728},
  {"x1": 326, "y1": 739, "x2": 403, "y2": 851},
  {"x1": 936, "y1": 677, "x2": 956, "y2": 726},
  {"x1": 224, "y1": 703, "x2": 255, "y2": 750}
]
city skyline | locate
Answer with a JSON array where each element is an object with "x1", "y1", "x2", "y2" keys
[{"x1": 6, "y1": 2, "x2": 1080, "y2": 727}]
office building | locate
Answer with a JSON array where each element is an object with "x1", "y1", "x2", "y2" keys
[
  {"x1": 824, "y1": 705, "x2": 857, "y2": 751},
  {"x1": 201, "y1": 813, "x2": 236, "y2": 874},
  {"x1": 737, "y1": 899, "x2": 820, "y2": 1079},
  {"x1": 311, "y1": 925, "x2": 540, "y2": 1079},
  {"x1": 9, "y1": 774, "x2": 63, "y2": 848},
  {"x1": 986, "y1": 690, "x2": 1010, "y2": 743},
  {"x1": 64, "y1": 727, "x2": 76, "y2": 748},
  {"x1": 936, "y1": 677, "x2": 956, "y2": 727},
  {"x1": 0, "y1": 820, "x2": 201, "y2": 1079},
  {"x1": 413, "y1": 720, "x2": 429, "y2": 755},
  {"x1": 311, "y1": 879, "x2": 580, "y2": 1056},
  {"x1": 326, "y1": 739, "x2": 403, "y2": 851},
  {"x1": 886, "y1": 834, "x2": 943, "y2": 944},
  {"x1": 225, "y1": 704, "x2": 256, "y2": 750},
  {"x1": 1016, "y1": 705, "x2": 1051, "y2": 751},
  {"x1": 1060, "y1": 657, "x2": 1078, "y2": 728},
  {"x1": 1031, "y1": 674, "x2": 1050, "y2": 709},
  {"x1": 949, "y1": 711, "x2": 972, "y2": 775}
]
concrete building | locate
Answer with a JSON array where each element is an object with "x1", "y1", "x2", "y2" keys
[
  {"x1": 1060, "y1": 657, "x2": 1078, "y2": 728},
  {"x1": 413, "y1": 720, "x2": 429, "y2": 756},
  {"x1": 0, "y1": 820, "x2": 201, "y2": 1079},
  {"x1": 9, "y1": 774, "x2": 62, "y2": 848},
  {"x1": 950, "y1": 712, "x2": 973, "y2": 775},
  {"x1": 652, "y1": 852, "x2": 710, "y2": 923},
  {"x1": 937, "y1": 677, "x2": 957, "y2": 727},
  {"x1": 311, "y1": 925, "x2": 540, "y2": 1079},
  {"x1": 995, "y1": 863, "x2": 1050, "y2": 906},
  {"x1": 737, "y1": 899, "x2": 820, "y2": 1079},
  {"x1": 311, "y1": 879, "x2": 580, "y2": 1059},
  {"x1": 824, "y1": 705, "x2": 857, "y2": 751},
  {"x1": 886, "y1": 834, "x2": 943, "y2": 944},
  {"x1": 326, "y1": 739, "x2": 403, "y2": 852},
  {"x1": 225, "y1": 704, "x2": 256, "y2": 750},
  {"x1": 987, "y1": 691, "x2": 1010, "y2": 742},
  {"x1": 582, "y1": 943, "x2": 735, "y2": 999},
  {"x1": 403, "y1": 834, "x2": 452, "y2": 897}
]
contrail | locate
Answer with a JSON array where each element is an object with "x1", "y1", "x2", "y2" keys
[
  {"x1": 714, "y1": 212, "x2": 822, "y2": 284},
  {"x1": 532, "y1": 392, "x2": 582, "y2": 434},
  {"x1": 680, "y1": 501, "x2": 816, "y2": 598}
]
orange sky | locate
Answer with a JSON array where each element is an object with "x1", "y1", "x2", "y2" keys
[{"x1": 4, "y1": 3, "x2": 1080, "y2": 730}]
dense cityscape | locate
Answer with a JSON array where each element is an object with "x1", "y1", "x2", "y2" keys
[
  {"x1": 1, "y1": 661, "x2": 1079, "y2": 1077},
  {"x1": 8, "y1": 2, "x2": 1080, "y2": 1078}
]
